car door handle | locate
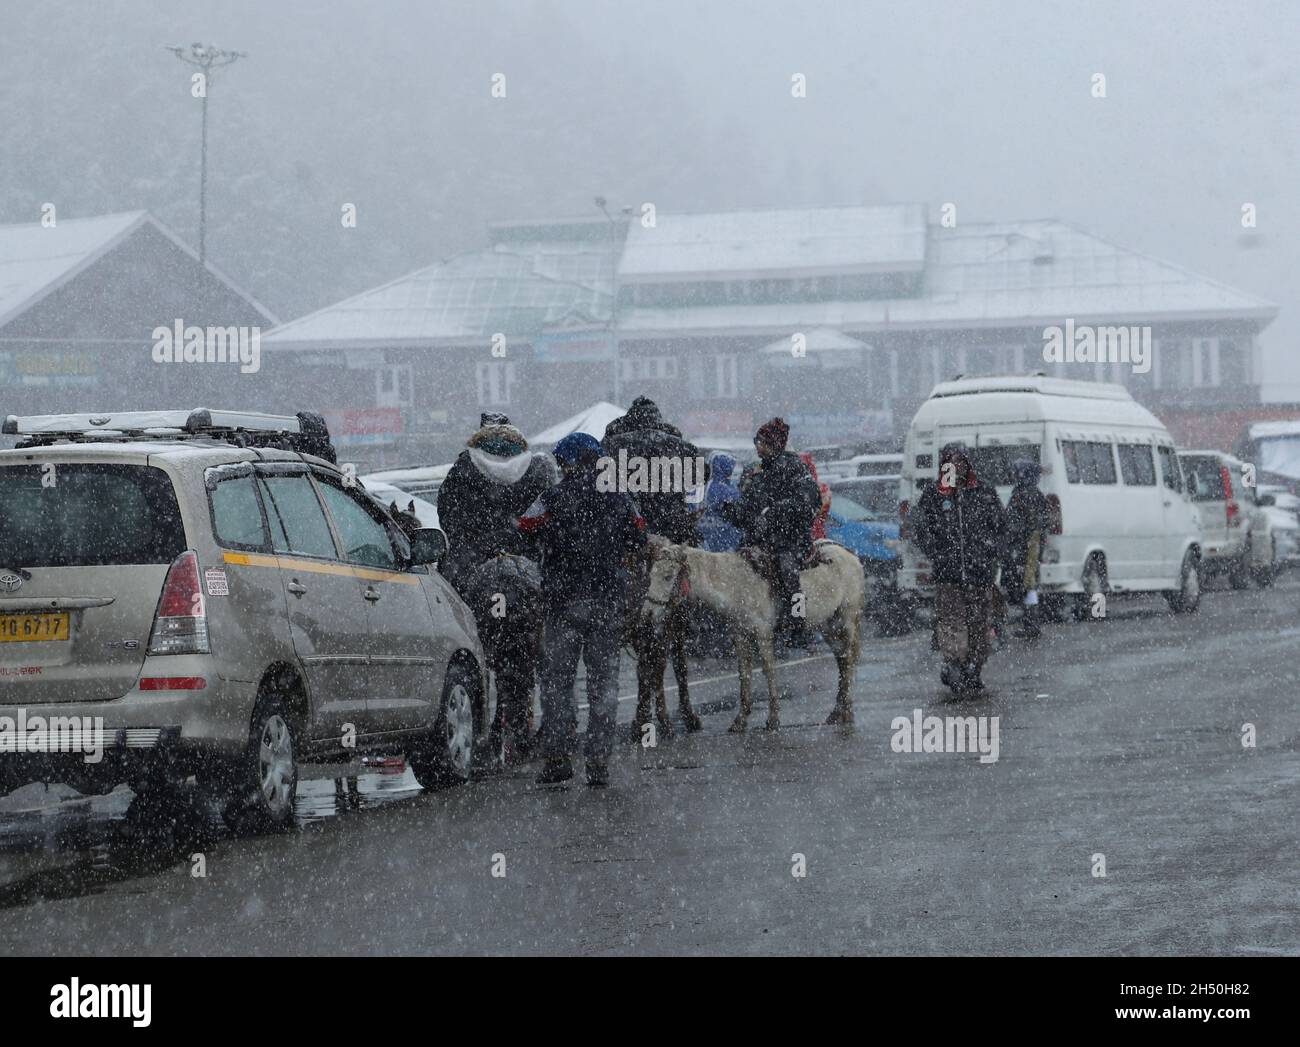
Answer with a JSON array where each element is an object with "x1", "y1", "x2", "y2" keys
[
  {"x1": 363, "y1": 587, "x2": 381, "y2": 602},
  {"x1": 286, "y1": 581, "x2": 307, "y2": 596}
]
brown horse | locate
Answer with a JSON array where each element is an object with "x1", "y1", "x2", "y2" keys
[{"x1": 628, "y1": 543, "x2": 702, "y2": 738}]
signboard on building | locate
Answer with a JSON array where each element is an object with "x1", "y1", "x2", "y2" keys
[
  {"x1": 0, "y1": 350, "x2": 98, "y2": 387},
  {"x1": 787, "y1": 409, "x2": 893, "y2": 444},
  {"x1": 533, "y1": 331, "x2": 616, "y2": 363},
  {"x1": 322, "y1": 407, "x2": 403, "y2": 447}
]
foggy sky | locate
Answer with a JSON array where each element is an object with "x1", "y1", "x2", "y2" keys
[{"x1": 4, "y1": 0, "x2": 1296, "y2": 394}]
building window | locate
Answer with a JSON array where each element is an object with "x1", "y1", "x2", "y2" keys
[
  {"x1": 618, "y1": 356, "x2": 677, "y2": 382},
  {"x1": 1192, "y1": 338, "x2": 1220, "y2": 387},
  {"x1": 476, "y1": 360, "x2": 516, "y2": 406},
  {"x1": 376, "y1": 364, "x2": 413, "y2": 407},
  {"x1": 714, "y1": 354, "x2": 739, "y2": 398}
]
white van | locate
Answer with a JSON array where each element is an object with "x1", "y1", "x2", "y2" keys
[{"x1": 898, "y1": 375, "x2": 1203, "y2": 617}]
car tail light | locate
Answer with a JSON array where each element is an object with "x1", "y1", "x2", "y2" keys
[
  {"x1": 148, "y1": 550, "x2": 209, "y2": 655},
  {"x1": 898, "y1": 499, "x2": 910, "y2": 538},
  {"x1": 1045, "y1": 493, "x2": 1063, "y2": 535},
  {"x1": 1222, "y1": 465, "x2": 1239, "y2": 526}
]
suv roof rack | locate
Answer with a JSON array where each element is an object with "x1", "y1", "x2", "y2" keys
[{"x1": 3, "y1": 408, "x2": 337, "y2": 463}]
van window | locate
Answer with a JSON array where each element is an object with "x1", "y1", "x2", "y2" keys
[
  {"x1": 209, "y1": 474, "x2": 269, "y2": 549},
  {"x1": 1062, "y1": 441, "x2": 1117, "y2": 485},
  {"x1": 0, "y1": 463, "x2": 185, "y2": 567},
  {"x1": 1118, "y1": 444, "x2": 1157, "y2": 487},
  {"x1": 1158, "y1": 446, "x2": 1184, "y2": 493},
  {"x1": 968, "y1": 445, "x2": 1040, "y2": 486},
  {"x1": 1181, "y1": 455, "x2": 1226, "y2": 502},
  {"x1": 259, "y1": 474, "x2": 338, "y2": 559}
]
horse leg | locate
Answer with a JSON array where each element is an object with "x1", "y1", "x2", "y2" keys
[
  {"x1": 653, "y1": 631, "x2": 674, "y2": 739},
  {"x1": 823, "y1": 611, "x2": 855, "y2": 725},
  {"x1": 671, "y1": 609, "x2": 701, "y2": 732},
  {"x1": 759, "y1": 631, "x2": 781, "y2": 731},
  {"x1": 631, "y1": 622, "x2": 655, "y2": 735},
  {"x1": 730, "y1": 632, "x2": 752, "y2": 733}
]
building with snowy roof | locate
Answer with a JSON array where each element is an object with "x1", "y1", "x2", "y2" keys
[
  {"x1": 262, "y1": 204, "x2": 1277, "y2": 466},
  {"x1": 0, "y1": 211, "x2": 278, "y2": 420}
]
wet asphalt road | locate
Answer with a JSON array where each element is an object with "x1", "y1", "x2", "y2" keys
[{"x1": 1, "y1": 575, "x2": 1297, "y2": 956}]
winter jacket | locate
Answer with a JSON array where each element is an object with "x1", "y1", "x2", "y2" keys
[
  {"x1": 601, "y1": 397, "x2": 703, "y2": 544},
  {"x1": 698, "y1": 453, "x2": 743, "y2": 552},
  {"x1": 721, "y1": 450, "x2": 821, "y2": 555},
  {"x1": 518, "y1": 466, "x2": 647, "y2": 610},
  {"x1": 1002, "y1": 484, "x2": 1050, "y2": 592},
  {"x1": 913, "y1": 473, "x2": 1007, "y2": 588},
  {"x1": 437, "y1": 444, "x2": 556, "y2": 593}
]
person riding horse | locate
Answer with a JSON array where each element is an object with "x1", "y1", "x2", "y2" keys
[{"x1": 718, "y1": 417, "x2": 822, "y2": 651}]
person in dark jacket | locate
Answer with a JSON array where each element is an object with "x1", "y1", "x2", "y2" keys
[
  {"x1": 519, "y1": 432, "x2": 647, "y2": 787},
  {"x1": 912, "y1": 442, "x2": 1007, "y2": 692},
  {"x1": 601, "y1": 395, "x2": 704, "y2": 545},
  {"x1": 698, "y1": 452, "x2": 743, "y2": 553},
  {"x1": 719, "y1": 418, "x2": 822, "y2": 649},
  {"x1": 437, "y1": 413, "x2": 557, "y2": 759},
  {"x1": 1002, "y1": 458, "x2": 1049, "y2": 640}
]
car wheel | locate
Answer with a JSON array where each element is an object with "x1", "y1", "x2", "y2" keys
[
  {"x1": 1071, "y1": 557, "x2": 1107, "y2": 621},
  {"x1": 215, "y1": 690, "x2": 300, "y2": 835},
  {"x1": 1166, "y1": 551, "x2": 1201, "y2": 614},
  {"x1": 410, "y1": 664, "x2": 477, "y2": 790},
  {"x1": 1229, "y1": 543, "x2": 1251, "y2": 590}
]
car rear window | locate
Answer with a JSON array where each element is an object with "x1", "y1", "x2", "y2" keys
[
  {"x1": 0, "y1": 463, "x2": 186, "y2": 567},
  {"x1": 1181, "y1": 456, "x2": 1227, "y2": 501}
]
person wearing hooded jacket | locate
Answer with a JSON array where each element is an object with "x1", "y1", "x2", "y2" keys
[
  {"x1": 1002, "y1": 458, "x2": 1050, "y2": 640},
  {"x1": 912, "y1": 442, "x2": 1006, "y2": 692},
  {"x1": 698, "y1": 451, "x2": 743, "y2": 552},
  {"x1": 719, "y1": 417, "x2": 822, "y2": 649},
  {"x1": 437, "y1": 413, "x2": 558, "y2": 759},
  {"x1": 518, "y1": 432, "x2": 647, "y2": 788},
  {"x1": 601, "y1": 395, "x2": 704, "y2": 546}
]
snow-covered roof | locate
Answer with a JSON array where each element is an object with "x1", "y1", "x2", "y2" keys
[
  {"x1": 0, "y1": 211, "x2": 278, "y2": 329},
  {"x1": 760, "y1": 326, "x2": 870, "y2": 354},
  {"x1": 264, "y1": 243, "x2": 615, "y2": 347},
  {"x1": 619, "y1": 220, "x2": 1276, "y2": 333},
  {"x1": 264, "y1": 211, "x2": 1275, "y2": 349},
  {"x1": 529, "y1": 401, "x2": 625, "y2": 446},
  {"x1": 1249, "y1": 421, "x2": 1300, "y2": 440},
  {"x1": 618, "y1": 204, "x2": 927, "y2": 281}
]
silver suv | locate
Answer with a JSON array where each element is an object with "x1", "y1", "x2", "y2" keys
[{"x1": 0, "y1": 409, "x2": 486, "y2": 831}]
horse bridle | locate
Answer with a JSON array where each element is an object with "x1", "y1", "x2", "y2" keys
[{"x1": 644, "y1": 557, "x2": 688, "y2": 607}]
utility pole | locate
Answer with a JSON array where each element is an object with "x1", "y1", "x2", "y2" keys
[
  {"x1": 167, "y1": 43, "x2": 246, "y2": 263},
  {"x1": 595, "y1": 196, "x2": 628, "y2": 406}
]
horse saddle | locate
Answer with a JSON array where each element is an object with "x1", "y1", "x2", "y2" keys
[{"x1": 737, "y1": 540, "x2": 834, "y2": 588}]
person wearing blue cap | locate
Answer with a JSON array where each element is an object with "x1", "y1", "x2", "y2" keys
[{"x1": 518, "y1": 431, "x2": 646, "y2": 786}]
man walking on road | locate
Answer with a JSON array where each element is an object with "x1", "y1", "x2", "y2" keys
[
  {"x1": 1002, "y1": 457, "x2": 1050, "y2": 640},
  {"x1": 519, "y1": 432, "x2": 647, "y2": 787},
  {"x1": 913, "y1": 442, "x2": 1006, "y2": 693}
]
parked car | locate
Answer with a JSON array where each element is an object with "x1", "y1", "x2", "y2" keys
[
  {"x1": 359, "y1": 463, "x2": 453, "y2": 502},
  {"x1": 822, "y1": 453, "x2": 904, "y2": 481},
  {"x1": 0, "y1": 409, "x2": 486, "y2": 830},
  {"x1": 898, "y1": 375, "x2": 1204, "y2": 619},
  {"x1": 1178, "y1": 450, "x2": 1276, "y2": 588},
  {"x1": 361, "y1": 479, "x2": 439, "y2": 529},
  {"x1": 1255, "y1": 485, "x2": 1300, "y2": 569},
  {"x1": 824, "y1": 476, "x2": 912, "y2": 633}
]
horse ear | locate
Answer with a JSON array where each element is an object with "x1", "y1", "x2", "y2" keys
[{"x1": 407, "y1": 500, "x2": 415, "y2": 513}]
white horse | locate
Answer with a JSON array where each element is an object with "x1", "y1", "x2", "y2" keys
[{"x1": 642, "y1": 538, "x2": 865, "y2": 731}]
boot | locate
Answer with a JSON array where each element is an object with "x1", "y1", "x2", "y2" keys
[
  {"x1": 961, "y1": 660, "x2": 984, "y2": 692},
  {"x1": 940, "y1": 661, "x2": 963, "y2": 694},
  {"x1": 1015, "y1": 604, "x2": 1041, "y2": 640},
  {"x1": 585, "y1": 760, "x2": 609, "y2": 788},
  {"x1": 535, "y1": 756, "x2": 573, "y2": 785}
]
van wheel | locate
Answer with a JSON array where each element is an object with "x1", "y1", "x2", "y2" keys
[
  {"x1": 215, "y1": 690, "x2": 300, "y2": 835},
  {"x1": 410, "y1": 664, "x2": 477, "y2": 790},
  {"x1": 1229, "y1": 544, "x2": 1251, "y2": 590},
  {"x1": 1071, "y1": 557, "x2": 1107, "y2": 621},
  {"x1": 1252, "y1": 540, "x2": 1277, "y2": 588},
  {"x1": 1166, "y1": 552, "x2": 1201, "y2": 614}
]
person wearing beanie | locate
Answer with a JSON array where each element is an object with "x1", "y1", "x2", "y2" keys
[
  {"x1": 437, "y1": 413, "x2": 558, "y2": 760},
  {"x1": 517, "y1": 430, "x2": 647, "y2": 787},
  {"x1": 719, "y1": 417, "x2": 822, "y2": 652},
  {"x1": 911, "y1": 442, "x2": 1007, "y2": 693},
  {"x1": 601, "y1": 395, "x2": 704, "y2": 545}
]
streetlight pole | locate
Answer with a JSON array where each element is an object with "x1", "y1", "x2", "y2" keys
[
  {"x1": 595, "y1": 197, "x2": 626, "y2": 406},
  {"x1": 167, "y1": 43, "x2": 246, "y2": 263}
]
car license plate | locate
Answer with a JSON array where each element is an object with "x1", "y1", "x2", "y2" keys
[{"x1": 0, "y1": 612, "x2": 70, "y2": 642}]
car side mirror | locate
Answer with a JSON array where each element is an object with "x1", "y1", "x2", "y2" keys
[{"x1": 408, "y1": 527, "x2": 448, "y2": 565}]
